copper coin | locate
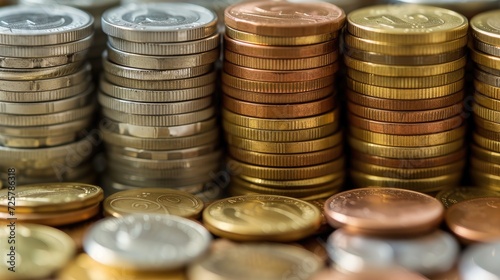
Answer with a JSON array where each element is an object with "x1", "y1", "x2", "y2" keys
[
  {"x1": 324, "y1": 188, "x2": 444, "y2": 236},
  {"x1": 224, "y1": 35, "x2": 337, "y2": 58},
  {"x1": 348, "y1": 101, "x2": 463, "y2": 123},
  {"x1": 222, "y1": 84, "x2": 334, "y2": 104},
  {"x1": 347, "y1": 89, "x2": 464, "y2": 111},
  {"x1": 349, "y1": 114, "x2": 464, "y2": 135},
  {"x1": 445, "y1": 197, "x2": 500, "y2": 243},
  {"x1": 223, "y1": 61, "x2": 338, "y2": 82},
  {"x1": 223, "y1": 95, "x2": 336, "y2": 118},
  {"x1": 310, "y1": 268, "x2": 428, "y2": 280},
  {"x1": 224, "y1": 1, "x2": 346, "y2": 37},
  {"x1": 0, "y1": 203, "x2": 100, "y2": 226},
  {"x1": 351, "y1": 149, "x2": 466, "y2": 168}
]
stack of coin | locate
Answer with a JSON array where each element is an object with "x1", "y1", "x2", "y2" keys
[
  {"x1": 387, "y1": 0, "x2": 500, "y2": 19},
  {"x1": 345, "y1": 5, "x2": 469, "y2": 193},
  {"x1": 222, "y1": 1, "x2": 346, "y2": 200},
  {"x1": 469, "y1": 10, "x2": 500, "y2": 192},
  {"x1": 19, "y1": 0, "x2": 120, "y2": 78},
  {"x1": 0, "y1": 5, "x2": 97, "y2": 186},
  {"x1": 0, "y1": 183, "x2": 103, "y2": 227},
  {"x1": 99, "y1": 3, "x2": 221, "y2": 197}
]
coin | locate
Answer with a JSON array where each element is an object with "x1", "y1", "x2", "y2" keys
[
  {"x1": 203, "y1": 195, "x2": 321, "y2": 241},
  {"x1": 351, "y1": 148, "x2": 466, "y2": 168},
  {"x1": 105, "y1": 143, "x2": 218, "y2": 160},
  {"x1": 222, "y1": 84, "x2": 334, "y2": 104},
  {"x1": 436, "y1": 187, "x2": 500, "y2": 208},
  {"x1": 344, "y1": 46, "x2": 465, "y2": 65},
  {"x1": 0, "y1": 223, "x2": 76, "y2": 279},
  {"x1": 223, "y1": 62, "x2": 338, "y2": 82},
  {"x1": 470, "y1": 10, "x2": 500, "y2": 46},
  {"x1": 471, "y1": 47, "x2": 500, "y2": 70},
  {"x1": 0, "y1": 49, "x2": 89, "y2": 69},
  {"x1": 324, "y1": 188, "x2": 444, "y2": 236},
  {"x1": 0, "y1": 203, "x2": 100, "y2": 226},
  {"x1": 101, "y1": 107, "x2": 215, "y2": 127},
  {"x1": 459, "y1": 242, "x2": 500, "y2": 280},
  {"x1": 351, "y1": 159, "x2": 465, "y2": 179}
]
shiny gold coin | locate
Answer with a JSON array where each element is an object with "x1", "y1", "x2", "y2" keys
[
  {"x1": 474, "y1": 91, "x2": 500, "y2": 111},
  {"x1": 203, "y1": 195, "x2": 321, "y2": 241},
  {"x1": 238, "y1": 173, "x2": 344, "y2": 189},
  {"x1": 228, "y1": 144, "x2": 342, "y2": 167},
  {"x1": 436, "y1": 186, "x2": 500, "y2": 208},
  {"x1": 344, "y1": 33, "x2": 467, "y2": 56},
  {"x1": 350, "y1": 170, "x2": 462, "y2": 193},
  {"x1": 471, "y1": 143, "x2": 500, "y2": 165},
  {"x1": 222, "y1": 107, "x2": 339, "y2": 130},
  {"x1": 229, "y1": 187, "x2": 340, "y2": 201},
  {"x1": 471, "y1": 47, "x2": 500, "y2": 71},
  {"x1": 470, "y1": 169, "x2": 500, "y2": 192},
  {"x1": 349, "y1": 125, "x2": 466, "y2": 147},
  {"x1": 473, "y1": 103, "x2": 500, "y2": 123},
  {"x1": 348, "y1": 68, "x2": 464, "y2": 88},
  {"x1": 226, "y1": 156, "x2": 344, "y2": 180},
  {"x1": 224, "y1": 131, "x2": 342, "y2": 154},
  {"x1": 58, "y1": 254, "x2": 186, "y2": 280},
  {"x1": 103, "y1": 188, "x2": 204, "y2": 219},
  {"x1": 470, "y1": 10, "x2": 500, "y2": 46},
  {"x1": 0, "y1": 203, "x2": 100, "y2": 226},
  {"x1": 347, "y1": 78, "x2": 464, "y2": 99},
  {"x1": 348, "y1": 136, "x2": 464, "y2": 158},
  {"x1": 477, "y1": 127, "x2": 500, "y2": 142},
  {"x1": 345, "y1": 55, "x2": 466, "y2": 77},
  {"x1": 351, "y1": 159, "x2": 465, "y2": 179},
  {"x1": 347, "y1": 5, "x2": 468, "y2": 44},
  {"x1": 0, "y1": 224, "x2": 76, "y2": 280},
  {"x1": 0, "y1": 183, "x2": 103, "y2": 213},
  {"x1": 223, "y1": 120, "x2": 338, "y2": 142},
  {"x1": 225, "y1": 25, "x2": 338, "y2": 46},
  {"x1": 474, "y1": 132, "x2": 500, "y2": 153},
  {"x1": 351, "y1": 148, "x2": 466, "y2": 168}
]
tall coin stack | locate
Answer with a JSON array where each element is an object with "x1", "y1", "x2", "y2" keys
[
  {"x1": 99, "y1": 3, "x2": 222, "y2": 198},
  {"x1": 469, "y1": 10, "x2": 500, "y2": 192},
  {"x1": 222, "y1": 1, "x2": 346, "y2": 200},
  {"x1": 345, "y1": 5, "x2": 469, "y2": 193},
  {"x1": 0, "y1": 5, "x2": 96, "y2": 187}
]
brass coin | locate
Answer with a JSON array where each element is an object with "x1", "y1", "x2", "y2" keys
[
  {"x1": 473, "y1": 103, "x2": 500, "y2": 123},
  {"x1": 103, "y1": 188, "x2": 204, "y2": 219},
  {"x1": 471, "y1": 47, "x2": 500, "y2": 71},
  {"x1": 223, "y1": 95, "x2": 335, "y2": 118},
  {"x1": 224, "y1": 34, "x2": 336, "y2": 58},
  {"x1": 238, "y1": 173, "x2": 344, "y2": 189},
  {"x1": 349, "y1": 114, "x2": 464, "y2": 135},
  {"x1": 224, "y1": 1, "x2": 345, "y2": 36},
  {"x1": 348, "y1": 101, "x2": 463, "y2": 123},
  {"x1": 222, "y1": 84, "x2": 334, "y2": 104},
  {"x1": 203, "y1": 195, "x2": 321, "y2": 241},
  {"x1": 474, "y1": 91, "x2": 500, "y2": 111},
  {"x1": 471, "y1": 156, "x2": 500, "y2": 176},
  {"x1": 475, "y1": 68, "x2": 500, "y2": 87},
  {"x1": 470, "y1": 169, "x2": 500, "y2": 192},
  {"x1": 347, "y1": 5, "x2": 468, "y2": 44},
  {"x1": 225, "y1": 26, "x2": 338, "y2": 46},
  {"x1": 477, "y1": 64, "x2": 500, "y2": 77},
  {"x1": 351, "y1": 159, "x2": 465, "y2": 179},
  {"x1": 470, "y1": 10, "x2": 500, "y2": 46},
  {"x1": 348, "y1": 68, "x2": 464, "y2": 88},
  {"x1": 474, "y1": 132, "x2": 500, "y2": 153},
  {"x1": 471, "y1": 143, "x2": 500, "y2": 165},
  {"x1": 347, "y1": 77, "x2": 464, "y2": 99},
  {"x1": 229, "y1": 187, "x2": 340, "y2": 201},
  {"x1": 477, "y1": 126, "x2": 500, "y2": 142},
  {"x1": 436, "y1": 187, "x2": 500, "y2": 208},
  {"x1": 351, "y1": 148, "x2": 466, "y2": 168},
  {"x1": 344, "y1": 46, "x2": 465, "y2": 65},
  {"x1": 0, "y1": 203, "x2": 100, "y2": 226}
]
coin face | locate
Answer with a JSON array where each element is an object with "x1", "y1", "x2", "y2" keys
[
  {"x1": 103, "y1": 188, "x2": 204, "y2": 219},
  {"x1": 471, "y1": 10, "x2": 500, "y2": 45},
  {"x1": 203, "y1": 195, "x2": 321, "y2": 241},
  {"x1": 0, "y1": 183, "x2": 103, "y2": 213},
  {"x1": 324, "y1": 188, "x2": 444, "y2": 236},
  {"x1": 224, "y1": 1, "x2": 345, "y2": 36},
  {"x1": 83, "y1": 214, "x2": 211, "y2": 270}
]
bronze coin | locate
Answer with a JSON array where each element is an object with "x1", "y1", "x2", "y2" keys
[{"x1": 222, "y1": 84, "x2": 334, "y2": 104}]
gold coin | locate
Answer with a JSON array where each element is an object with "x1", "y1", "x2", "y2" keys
[
  {"x1": 226, "y1": 156, "x2": 344, "y2": 180},
  {"x1": 58, "y1": 254, "x2": 186, "y2": 280},
  {"x1": 348, "y1": 68, "x2": 464, "y2": 88},
  {"x1": 470, "y1": 10, "x2": 500, "y2": 46},
  {"x1": 347, "y1": 78, "x2": 464, "y2": 99},
  {"x1": 471, "y1": 156, "x2": 500, "y2": 176},
  {"x1": 344, "y1": 46, "x2": 465, "y2": 65},
  {"x1": 348, "y1": 136, "x2": 464, "y2": 158},
  {"x1": 0, "y1": 183, "x2": 103, "y2": 213},
  {"x1": 435, "y1": 186, "x2": 500, "y2": 208},
  {"x1": 203, "y1": 195, "x2": 321, "y2": 241},
  {"x1": 477, "y1": 64, "x2": 500, "y2": 76},
  {"x1": 224, "y1": 49, "x2": 338, "y2": 70},
  {"x1": 103, "y1": 188, "x2": 204, "y2": 219},
  {"x1": 475, "y1": 68, "x2": 500, "y2": 87},
  {"x1": 472, "y1": 143, "x2": 500, "y2": 165},
  {"x1": 350, "y1": 170, "x2": 462, "y2": 193},
  {"x1": 238, "y1": 173, "x2": 344, "y2": 189},
  {"x1": 347, "y1": 5, "x2": 468, "y2": 44},
  {"x1": 474, "y1": 91, "x2": 500, "y2": 111},
  {"x1": 225, "y1": 25, "x2": 337, "y2": 46},
  {"x1": 224, "y1": 131, "x2": 342, "y2": 154},
  {"x1": 344, "y1": 33, "x2": 467, "y2": 56},
  {"x1": 351, "y1": 159, "x2": 465, "y2": 179},
  {"x1": 473, "y1": 103, "x2": 500, "y2": 123},
  {"x1": 0, "y1": 203, "x2": 100, "y2": 226},
  {"x1": 474, "y1": 132, "x2": 500, "y2": 153},
  {"x1": 345, "y1": 55, "x2": 466, "y2": 77},
  {"x1": 222, "y1": 107, "x2": 339, "y2": 130},
  {"x1": 0, "y1": 224, "x2": 76, "y2": 280},
  {"x1": 223, "y1": 120, "x2": 338, "y2": 142},
  {"x1": 475, "y1": 79, "x2": 500, "y2": 99},
  {"x1": 470, "y1": 169, "x2": 500, "y2": 192},
  {"x1": 471, "y1": 47, "x2": 500, "y2": 71},
  {"x1": 349, "y1": 125, "x2": 466, "y2": 147}
]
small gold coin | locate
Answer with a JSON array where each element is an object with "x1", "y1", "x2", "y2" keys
[
  {"x1": 0, "y1": 183, "x2": 103, "y2": 213},
  {"x1": 103, "y1": 188, "x2": 204, "y2": 219},
  {"x1": 470, "y1": 10, "x2": 500, "y2": 46},
  {"x1": 474, "y1": 132, "x2": 500, "y2": 153},
  {"x1": 203, "y1": 195, "x2": 321, "y2": 241},
  {"x1": 471, "y1": 143, "x2": 500, "y2": 165},
  {"x1": 225, "y1": 26, "x2": 337, "y2": 46},
  {"x1": 471, "y1": 48, "x2": 500, "y2": 71},
  {"x1": 0, "y1": 203, "x2": 100, "y2": 226},
  {"x1": 351, "y1": 159, "x2": 465, "y2": 179},
  {"x1": 436, "y1": 186, "x2": 500, "y2": 208},
  {"x1": 238, "y1": 173, "x2": 344, "y2": 189}
]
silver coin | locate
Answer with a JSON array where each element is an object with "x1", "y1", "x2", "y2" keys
[
  {"x1": 83, "y1": 214, "x2": 212, "y2": 270},
  {"x1": 460, "y1": 242, "x2": 500, "y2": 280},
  {"x1": 0, "y1": 5, "x2": 94, "y2": 46},
  {"x1": 102, "y1": 3, "x2": 217, "y2": 42}
]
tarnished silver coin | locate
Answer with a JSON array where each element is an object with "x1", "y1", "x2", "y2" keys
[
  {"x1": 101, "y1": 3, "x2": 217, "y2": 42},
  {"x1": 0, "y1": 5, "x2": 94, "y2": 45},
  {"x1": 83, "y1": 214, "x2": 212, "y2": 270}
]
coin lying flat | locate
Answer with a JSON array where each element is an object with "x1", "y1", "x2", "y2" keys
[{"x1": 459, "y1": 242, "x2": 500, "y2": 280}]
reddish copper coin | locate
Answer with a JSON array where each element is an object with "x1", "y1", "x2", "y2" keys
[
  {"x1": 324, "y1": 188, "x2": 444, "y2": 236},
  {"x1": 224, "y1": 1, "x2": 346, "y2": 37},
  {"x1": 445, "y1": 197, "x2": 500, "y2": 243},
  {"x1": 310, "y1": 268, "x2": 428, "y2": 280},
  {"x1": 350, "y1": 149, "x2": 466, "y2": 168},
  {"x1": 222, "y1": 84, "x2": 335, "y2": 104},
  {"x1": 223, "y1": 94, "x2": 336, "y2": 118},
  {"x1": 349, "y1": 114, "x2": 464, "y2": 135}
]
